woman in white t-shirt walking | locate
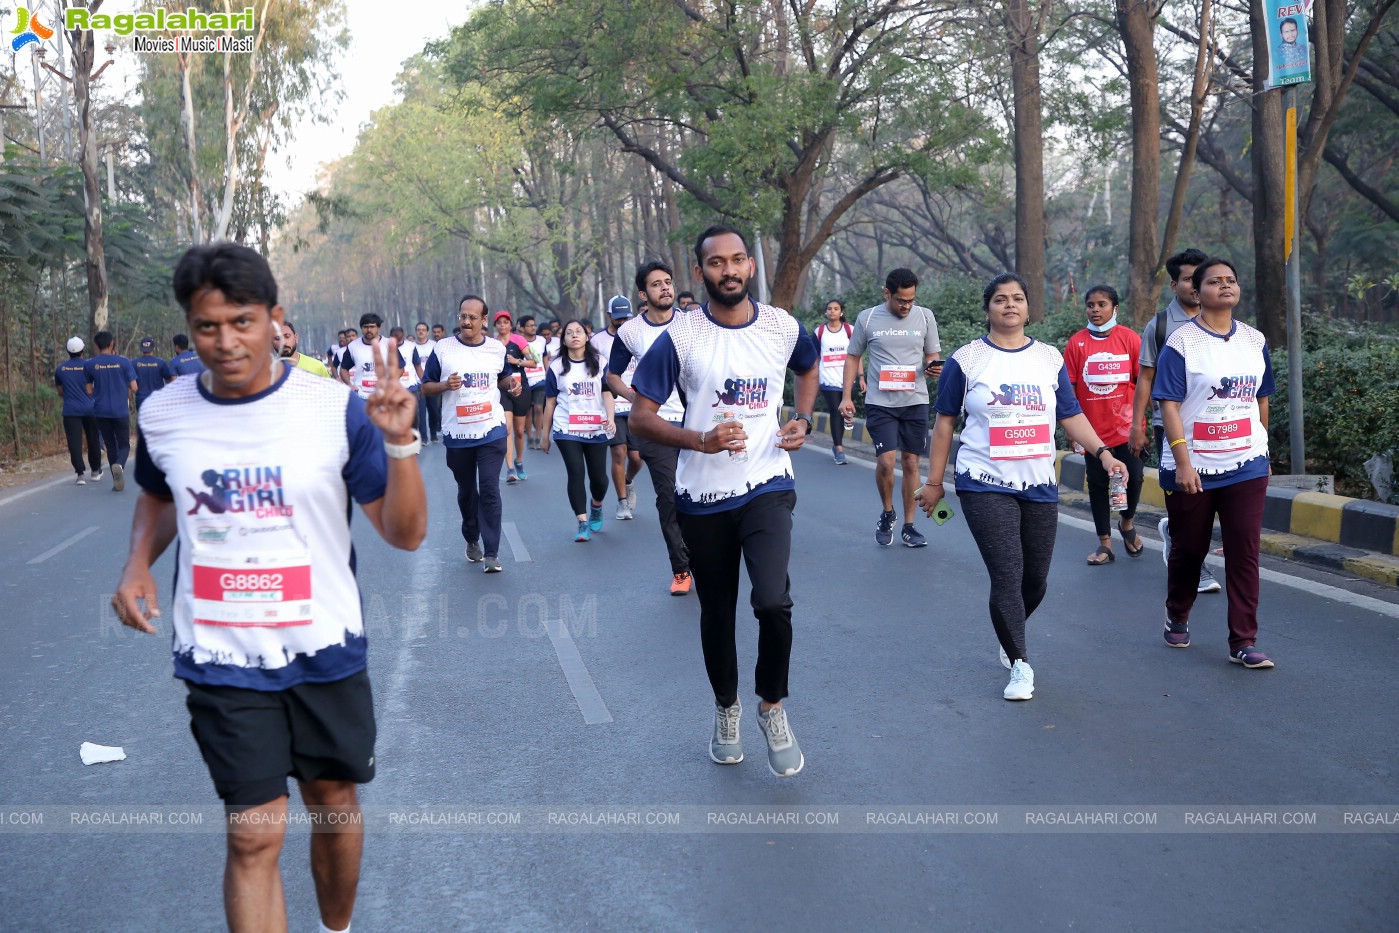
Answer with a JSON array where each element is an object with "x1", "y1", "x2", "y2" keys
[
  {"x1": 814, "y1": 299, "x2": 858, "y2": 464},
  {"x1": 917, "y1": 272, "x2": 1126, "y2": 701},
  {"x1": 540, "y1": 320, "x2": 617, "y2": 542},
  {"x1": 1152, "y1": 258, "x2": 1276, "y2": 669}
]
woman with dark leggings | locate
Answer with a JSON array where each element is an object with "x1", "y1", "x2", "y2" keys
[
  {"x1": 917, "y1": 273, "x2": 1126, "y2": 701},
  {"x1": 814, "y1": 299, "x2": 859, "y2": 464},
  {"x1": 1063, "y1": 284, "x2": 1146, "y2": 564},
  {"x1": 541, "y1": 321, "x2": 616, "y2": 542}
]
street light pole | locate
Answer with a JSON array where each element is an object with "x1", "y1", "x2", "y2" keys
[{"x1": 1283, "y1": 85, "x2": 1305, "y2": 473}]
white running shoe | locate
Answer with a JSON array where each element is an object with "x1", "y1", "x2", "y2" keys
[
  {"x1": 756, "y1": 705, "x2": 804, "y2": 777},
  {"x1": 1158, "y1": 516, "x2": 1170, "y2": 566},
  {"x1": 999, "y1": 645, "x2": 1011, "y2": 670},
  {"x1": 626, "y1": 483, "x2": 638, "y2": 510},
  {"x1": 1003, "y1": 660, "x2": 1035, "y2": 701},
  {"x1": 616, "y1": 502, "x2": 634, "y2": 521}
]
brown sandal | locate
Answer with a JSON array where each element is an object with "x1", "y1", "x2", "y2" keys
[
  {"x1": 1087, "y1": 545, "x2": 1115, "y2": 565},
  {"x1": 1118, "y1": 520, "x2": 1144, "y2": 557}
]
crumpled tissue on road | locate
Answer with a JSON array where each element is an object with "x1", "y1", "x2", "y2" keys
[{"x1": 79, "y1": 742, "x2": 126, "y2": 765}]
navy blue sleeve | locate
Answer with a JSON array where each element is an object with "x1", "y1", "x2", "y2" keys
[
  {"x1": 1258, "y1": 345, "x2": 1276, "y2": 398},
  {"x1": 158, "y1": 359, "x2": 172, "y2": 381},
  {"x1": 342, "y1": 395, "x2": 389, "y2": 505},
  {"x1": 608, "y1": 338, "x2": 634, "y2": 377},
  {"x1": 631, "y1": 331, "x2": 680, "y2": 406},
  {"x1": 340, "y1": 350, "x2": 355, "y2": 372},
  {"x1": 787, "y1": 322, "x2": 818, "y2": 373},
  {"x1": 1054, "y1": 364, "x2": 1083, "y2": 419},
  {"x1": 544, "y1": 368, "x2": 560, "y2": 398},
  {"x1": 53, "y1": 366, "x2": 62, "y2": 388},
  {"x1": 122, "y1": 358, "x2": 137, "y2": 383},
  {"x1": 423, "y1": 351, "x2": 442, "y2": 383},
  {"x1": 1151, "y1": 345, "x2": 1187, "y2": 403},
  {"x1": 133, "y1": 436, "x2": 172, "y2": 499},
  {"x1": 933, "y1": 357, "x2": 967, "y2": 416}
]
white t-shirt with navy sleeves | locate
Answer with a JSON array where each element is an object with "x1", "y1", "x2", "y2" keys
[
  {"x1": 631, "y1": 299, "x2": 817, "y2": 515},
  {"x1": 545, "y1": 356, "x2": 612, "y2": 443},
  {"x1": 934, "y1": 337, "x2": 1081, "y2": 502},
  {"x1": 423, "y1": 336, "x2": 510, "y2": 447},
  {"x1": 1151, "y1": 318, "x2": 1274, "y2": 491},
  {"x1": 134, "y1": 363, "x2": 387, "y2": 690},
  {"x1": 611, "y1": 312, "x2": 686, "y2": 423}
]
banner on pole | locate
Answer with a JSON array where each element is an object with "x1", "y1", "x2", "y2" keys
[{"x1": 1263, "y1": 3, "x2": 1313, "y2": 88}]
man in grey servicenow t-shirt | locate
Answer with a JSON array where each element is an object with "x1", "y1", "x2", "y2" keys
[{"x1": 839, "y1": 268, "x2": 941, "y2": 549}]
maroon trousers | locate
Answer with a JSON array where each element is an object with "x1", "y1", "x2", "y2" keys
[{"x1": 1164, "y1": 475, "x2": 1268, "y2": 651}]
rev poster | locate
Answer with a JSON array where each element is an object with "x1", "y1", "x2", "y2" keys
[{"x1": 1263, "y1": 1, "x2": 1313, "y2": 88}]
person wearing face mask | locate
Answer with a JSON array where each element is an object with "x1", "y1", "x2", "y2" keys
[{"x1": 1063, "y1": 285, "x2": 1144, "y2": 564}]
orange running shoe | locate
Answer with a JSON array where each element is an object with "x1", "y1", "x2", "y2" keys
[{"x1": 670, "y1": 571, "x2": 692, "y2": 596}]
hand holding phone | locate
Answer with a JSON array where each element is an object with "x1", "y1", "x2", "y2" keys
[{"x1": 933, "y1": 501, "x2": 955, "y2": 525}]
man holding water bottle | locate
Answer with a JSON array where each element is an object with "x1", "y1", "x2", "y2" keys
[{"x1": 630, "y1": 225, "x2": 818, "y2": 778}]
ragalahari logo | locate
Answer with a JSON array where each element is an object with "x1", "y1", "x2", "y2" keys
[{"x1": 10, "y1": 7, "x2": 55, "y2": 52}]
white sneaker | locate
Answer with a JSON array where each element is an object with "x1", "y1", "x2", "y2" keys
[
  {"x1": 626, "y1": 483, "x2": 637, "y2": 510},
  {"x1": 111, "y1": 463, "x2": 125, "y2": 492},
  {"x1": 756, "y1": 705, "x2": 804, "y2": 777},
  {"x1": 1003, "y1": 660, "x2": 1035, "y2": 701},
  {"x1": 999, "y1": 645, "x2": 1011, "y2": 670},
  {"x1": 615, "y1": 502, "x2": 634, "y2": 521},
  {"x1": 91, "y1": 470, "x2": 102, "y2": 481},
  {"x1": 1158, "y1": 516, "x2": 1170, "y2": 566},
  {"x1": 710, "y1": 701, "x2": 743, "y2": 764},
  {"x1": 75, "y1": 475, "x2": 86, "y2": 485}
]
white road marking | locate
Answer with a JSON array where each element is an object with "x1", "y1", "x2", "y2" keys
[
  {"x1": 502, "y1": 521, "x2": 533, "y2": 562},
  {"x1": 802, "y1": 445, "x2": 1399, "y2": 620},
  {"x1": 26, "y1": 526, "x2": 100, "y2": 565},
  {"x1": 0, "y1": 476, "x2": 73, "y2": 510},
  {"x1": 545, "y1": 618, "x2": 613, "y2": 724}
]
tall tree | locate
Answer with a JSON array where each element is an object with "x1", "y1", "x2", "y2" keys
[
  {"x1": 64, "y1": 0, "x2": 113, "y2": 333},
  {"x1": 1004, "y1": 0, "x2": 1050, "y2": 319},
  {"x1": 450, "y1": 0, "x2": 993, "y2": 310}
]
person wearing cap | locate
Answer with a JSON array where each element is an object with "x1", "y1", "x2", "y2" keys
[
  {"x1": 132, "y1": 336, "x2": 174, "y2": 410},
  {"x1": 87, "y1": 331, "x2": 138, "y2": 491},
  {"x1": 170, "y1": 333, "x2": 205, "y2": 376},
  {"x1": 55, "y1": 336, "x2": 102, "y2": 484},
  {"x1": 591, "y1": 295, "x2": 644, "y2": 516},
  {"x1": 493, "y1": 310, "x2": 533, "y2": 482}
]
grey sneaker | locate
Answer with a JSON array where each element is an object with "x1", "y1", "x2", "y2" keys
[
  {"x1": 1003, "y1": 660, "x2": 1035, "y2": 701},
  {"x1": 75, "y1": 475, "x2": 86, "y2": 486},
  {"x1": 1158, "y1": 516, "x2": 1170, "y2": 566},
  {"x1": 483, "y1": 556, "x2": 503, "y2": 573},
  {"x1": 626, "y1": 483, "x2": 638, "y2": 510},
  {"x1": 1198, "y1": 566, "x2": 1222, "y2": 593},
  {"x1": 756, "y1": 706, "x2": 804, "y2": 777},
  {"x1": 710, "y1": 701, "x2": 743, "y2": 765},
  {"x1": 465, "y1": 540, "x2": 484, "y2": 563},
  {"x1": 616, "y1": 502, "x2": 634, "y2": 521},
  {"x1": 111, "y1": 463, "x2": 125, "y2": 491},
  {"x1": 90, "y1": 469, "x2": 102, "y2": 481}
]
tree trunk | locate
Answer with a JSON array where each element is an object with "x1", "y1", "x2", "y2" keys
[
  {"x1": 178, "y1": 49, "x2": 203, "y2": 242},
  {"x1": 1116, "y1": 0, "x2": 1162, "y2": 324},
  {"x1": 1005, "y1": 0, "x2": 1047, "y2": 321},
  {"x1": 1151, "y1": 0, "x2": 1213, "y2": 319},
  {"x1": 70, "y1": 24, "x2": 110, "y2": 334},
  {"x1": 1250, "y1": 0, "x2": 1286, "y2": 345}
]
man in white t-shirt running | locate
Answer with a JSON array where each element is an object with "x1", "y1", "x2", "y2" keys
[{"x1": 113, "y1": 242, "x2": 426, "y2": 933}]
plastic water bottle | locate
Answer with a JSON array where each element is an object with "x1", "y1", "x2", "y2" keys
[
  {"x1": 722, "y1": 411, "x2": 747, "y2": 463},
  {"x1": 1110, "y1": 471, "x2": 1128, "y2": 512}
]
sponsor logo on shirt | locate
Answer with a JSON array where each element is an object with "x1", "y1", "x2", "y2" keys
[
  {"x1": 711, "y1": 376, "x2": 769, "y2": 409},
  {"x1": 186, "y1": 466, "x2": 294, "y2": 519},
  {"x1": 872, "y1": 329, "x2": 921, "y2": 338},
  {"x1": 1207, "y1": 374, "x2": 1258, "y2": 403},
  {"x1": 461, "y1": 372, "x2": 495, "y2": 389},
  {"x1": 988, "y1": 383, "x2": 1046, "y2": 411},
  {"x1": 568, "y1": 380, "x2": 598, "y2": 397}
]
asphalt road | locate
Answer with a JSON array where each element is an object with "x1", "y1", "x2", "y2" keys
[{"x1": 1, "y1": 441, "x2": 1396, "y2": 931}]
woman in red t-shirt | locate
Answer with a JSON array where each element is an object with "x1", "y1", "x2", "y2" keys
[{"x1": 1063, "y1": 285, "x2": 1145, "y2": 564}]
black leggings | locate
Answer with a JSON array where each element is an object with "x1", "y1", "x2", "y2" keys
[
  {"x1": 820, "y1": 388, "x2": 845, "y2": 447},
  {"x1": 556, "y1": 438, "x2": 610, "y2": 516},
  {"x1": 959, "y1": 492, "x2": 1058, "y2": 663},
  {"x1": 63, "y1": 415, "x2": 101, "y2": 475},
  {"x1": 1085, "y1": 441, "x2": 1144, "y2": 537}
]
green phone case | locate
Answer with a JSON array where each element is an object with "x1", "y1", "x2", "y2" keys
[{"x1": 933, "y1": 502, "x2": 955, "y2": 525}]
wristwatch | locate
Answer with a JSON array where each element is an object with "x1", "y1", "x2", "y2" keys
[
  {"x1": 384, "y1": 429, "x2": 423, "y2": 459},
  {"x1": 794, "y1": 413, "x2": 813, "y2": 435},
  {"x1": 1094, "y1": 445, "x2": 1110, "y2": 460}
]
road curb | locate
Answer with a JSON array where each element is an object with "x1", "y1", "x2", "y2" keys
[{"x1": 1054, "y1": 453, "x2": 1399, "y2": 558}]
